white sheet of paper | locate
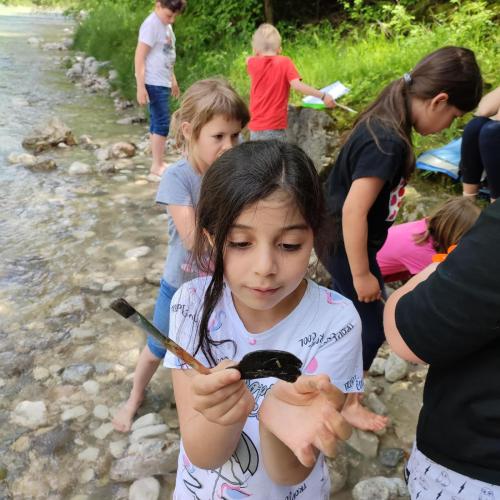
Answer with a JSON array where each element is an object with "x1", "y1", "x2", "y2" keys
[{"x1": 302, "y1": 81, "x2": 350, "y2": 105}]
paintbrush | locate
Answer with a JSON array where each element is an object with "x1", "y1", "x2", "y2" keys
[
  {"x1": 336, "y1": 102, "x2": 357, "y2": 114},
  {"x1": 110, "y1": 298, "x2": 303, "y2": 382},
  {"x1": 110, "y1": 298, "x2": 211, "y2": 374}
]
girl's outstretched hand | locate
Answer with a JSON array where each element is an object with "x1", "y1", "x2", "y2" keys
[
  {"x1": 190, "y1": 359, "x2": 254, "y2": 426},
  {"x1": 259, "y1": 375, "x2": 352, "y2": 467},
  {"x1": 353, "y1": 272, "x2": 381, "y2": 302}
]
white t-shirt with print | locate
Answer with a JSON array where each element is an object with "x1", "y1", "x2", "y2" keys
[
  {"x1": 138, "y1": 12, "x2": 176, "y2": 87},
  {"x1": 163, "y1": 277, "x2": 363, "y2": 500}
]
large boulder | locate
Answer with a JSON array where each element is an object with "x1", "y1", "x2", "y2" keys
[
  {"x1": 22, "y1": 117, "x2": 77, "y2": 152},
  {"x1": 287, "y1": 105, "x2": 341, "y2": 173}
]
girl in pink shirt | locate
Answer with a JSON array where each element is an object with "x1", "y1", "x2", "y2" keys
[{"x1": 377, "y1": 197, "x2": 480, "y2": 282}]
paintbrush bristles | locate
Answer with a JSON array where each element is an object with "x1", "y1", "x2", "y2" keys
[{"x1": 110, "y1": 298, "x2": 136, "y2": 319}]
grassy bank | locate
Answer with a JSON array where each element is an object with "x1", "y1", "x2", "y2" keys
[{"x1": 73, "y1": 0, "x2": 499, "y2": 153}]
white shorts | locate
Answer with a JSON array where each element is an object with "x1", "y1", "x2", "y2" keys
[{"x1": 406, "y1": 443, "x2": 500, "y2": 500}]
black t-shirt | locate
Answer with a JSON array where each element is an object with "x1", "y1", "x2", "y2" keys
[
  {"x1": 324, "y1": 120, "x2": 408, "y2": 251},
  {"x1": 396, "y1": 200, "x2": 500, "y2": 485}
]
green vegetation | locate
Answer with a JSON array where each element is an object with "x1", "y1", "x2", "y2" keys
[{"x1": 71, "y1": 0, "x2": 498, "y2": 153}]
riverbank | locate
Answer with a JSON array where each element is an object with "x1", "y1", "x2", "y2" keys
[{"x1": 0, "y1": 8, "x2": 463, "y2": 500}]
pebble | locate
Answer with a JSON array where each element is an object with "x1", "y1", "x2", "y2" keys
[
  {"x1": 82, "y1": 380, "x2": 100, "y2": 396},
  {"x1": 61, "y1": 405, "x2": 88, "y2": 422},
  {"x1": 102, "y1": 280, "x2": 122, "y2": 292},
  {"x1": 368, "y1": 357, "x2": 386, "y2": 376},
  {"x1": 347, "y1": 429, "x2": 379, "y2": 459},
  {"x1": 378, "y1": 448, "x2": 405, "y2": 468},
  {"x1": 130, "y1": 424, "x2": 169, "y2": 443},
  {"x1": 110, "y1": 439, "x2": 128, "y2": 459},
  {"x1": 78, "y1": 447, "x2": 99, "y2": 462},
  {"x1": 93, "y1": 422, "x2": 114, "y2": 440},
  {"x1": 78, "y1": 468, "x2": 95, "y2": 484},
  {"x1": 93, "y1": 404, "x2": 109, "y2": 420},
  {"x1": 125, "y1": 246, "x2": 151, "y2": 259},
  {"x1": 385, "y1": 353, "x2": 409, "y2": 382},
  {"x1": 11, "y1": 401, "x2": 48, "y2": 429},
  {"x1": 33, "y1": 367, "x2": 50, "y2": 381},
  {"x1": 62, "y1": 363, "x2": 95, "y2": 384},
  {"x1": 131, "y1": 413, "x2": 164, "y2": 431},
  {"x1": 129, "y1": 477, "x2": 160, "y2": 500}
]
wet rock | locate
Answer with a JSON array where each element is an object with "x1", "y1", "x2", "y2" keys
[
  {"x1": 69, "y1": 161, "x2": 92, "y2": 175},
  {"x1": 95, "y1": 147, "x2": 110, "y2": 161},
  {"x1": 32, "y1": 424, "x2": 74, "y2": 455},
  {"x1": 95, "y1": 161, "x2": 116, "y2": 173},
  {"x1": 78, "y1": 447, "x2": 99, "y2": 462},
  {"x1": 93, "y1": 422, "x2": 114, "y2": 440},
  {"x1": 71, "y1": 326, "x2": 96, "y2": 342},
  {"x1": 79, "y1": 467, "x2": 95, "y2": 484},
  {"x1": 109, "y1": 141, "x2": 136, "y2": 159},
  {"x1": 326, "y1": 451, "x2": 349, "y2": 494},
  {"x1": 378, "y1": 448, "x2": 405, "y2": 468},
  {"x1": 129, "y1": 477, "x2": 160, "y2": 500},
  {"x1": 145, "y1": 269, "x2": 162, "y2": 286},
  {"x1": 130, "y1": 424, "x2": 168, "y2": 443},
  {"x1": 82, "y1": 380, "x2": 100, "y2": 396},
  {"x1": 0, "y1": 351, "x2": 33, "y2": 377},
  {"x1": 61, "y1": 405, "x2": 88, "y2": 421},
  {"x1": 33, "y1": 366, "x2": 50, "y2": 381},
  {"x1": 347, "y1": 429, "x2": 379, "y2": 459},
  {"x1": 102, "y1": 280, "x2": 122, "y2": 292},
  {"x1": 7, "y1": 152, "x2": 36, "y2": 166},
  {"x1": 27, "y1": 158, "x2": 58, "y2": 172},
  {"x1": 93, "y1": 404, "x2": 109, "y2": 420},
  {"x1": 62, "y1": 363, "x2": 95, "y2": 384},
  {"x1": 131, "y1": 413, "x2": 164, "y2": 431},
  {"x1": 116, "y1": 115, "x2": 146, "y2": 125},
  {"x1": 27, "y1": 36, "x2": 43, "y2": 46},
  {"x1": 352, "y1": 476, "x2": 407, "y2": 500},
  {"x1": 110, "y1": 439, "x2": 128, "y2": 459},
  {"x1": 369, "y1": 357, "x2": 387, "y2": 376},
  {"x1": 385, "y1": 353, "x2": 409, "y2": 382},
  {"x1": 11, "y1": 401, "x2": 48, "y2": 429},
  {"x1": 126, "y1": 246, "x2": 151, "y2": 259},
  {"x1": 22, "y1": 117, "x2": 77, "y2": 152},
  {"x1": 365, "y1": 393, "x2": 388, "y2": 416},
  {"x1": 52, "y1": 295, "x2": 87, "y2": 316},
  {"x1": 42, "y1": 42, "x2": 66, "y2": 51},
  {"x1": 110, "y1": 439, "x2": 179, "y2": 481}
]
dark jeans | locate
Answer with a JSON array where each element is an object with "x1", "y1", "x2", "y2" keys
[
  {"x1": 327, "y1": 245, "x2": 386, "y2": 371},
  {"x1": 460, "y1": 116, "x2": 500, "y2": 199},
  {"x1": 146, "y1": 84, "x2": 171, "y2": 137}
]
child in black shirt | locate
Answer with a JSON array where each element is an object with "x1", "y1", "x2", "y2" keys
[{"x1": 322, "y1": 46, "x2": 483, "y2": 431}]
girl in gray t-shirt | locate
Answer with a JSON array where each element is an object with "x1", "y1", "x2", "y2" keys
[{"x1": 112, "y1": 78, "x2": 249, "y2": 432}]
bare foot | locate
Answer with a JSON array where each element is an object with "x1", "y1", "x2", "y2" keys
[
  {"x1": 112, "y1": 396, "x2": 143, "y2": 433},
  {"x1": 342, "y1": 396, "x2": 389, "y2": 432},
  {"x1": 149, "y1": 162, "x2": 168, "y2": 177}
]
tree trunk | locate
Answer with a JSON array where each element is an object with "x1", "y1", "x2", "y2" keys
[{"x1": 264, "y1": 0, "x2": 273, "y2": 24}]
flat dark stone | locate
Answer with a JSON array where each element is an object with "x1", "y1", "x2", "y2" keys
[{"x1": 378, "y1": 447, "x2": 405, "y2": 468}]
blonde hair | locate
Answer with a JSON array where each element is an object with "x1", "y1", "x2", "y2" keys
[
  {"x1": 251, "y1": 23, "x2": 281, "y2": 54},
  {"x1": 170, "y1": 78, "x2": 249, "y2": 152},
  {"x1": 413, "y1": 197, "x2": 481, "y2": 252}
]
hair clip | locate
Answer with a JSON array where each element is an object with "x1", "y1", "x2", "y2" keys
[
  {"x1": 432, "y1": 244, "x2": 457, "y2": 263},
  {"x1": 403, "y1": 73, "x2": 413, "y2": 85}
]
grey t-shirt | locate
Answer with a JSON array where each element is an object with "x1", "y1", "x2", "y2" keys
[
  {"x1": 156, "y1": 158, "x2": 202, "y2": 288},
  {"x1": 138, "y1": 12, "x2": 176, "y2": 87}
]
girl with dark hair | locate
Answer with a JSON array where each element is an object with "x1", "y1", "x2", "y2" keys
[
  {"x1": 163, "y1": 140, "x2": 362, "y2": 498},
  {"x1": 323, "y1": 46, "x2": 483, "y2": 431}
]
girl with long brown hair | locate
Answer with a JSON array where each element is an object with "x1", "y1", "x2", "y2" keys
[{"x1": 323, "y1": 46, "x2": 483, "y2": 431}]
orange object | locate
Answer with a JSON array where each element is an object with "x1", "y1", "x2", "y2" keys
[{"x1": 432, "y1": 244, "x2": 458, "y2": 263}]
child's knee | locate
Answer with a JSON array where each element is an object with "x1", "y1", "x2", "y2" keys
[{"x1": 478, "y1": 119, "x2": 500, "y2": 148}]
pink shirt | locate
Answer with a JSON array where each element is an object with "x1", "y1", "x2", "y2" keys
[{"x1": 377, "y1": 218, "x2": 436, "y2": 277}]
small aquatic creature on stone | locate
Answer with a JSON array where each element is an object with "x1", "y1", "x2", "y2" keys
[
  {"x1": 232, "y1": 350, "x2": 302, "y2": 382},
  {"x1": 110, "y1": 298, "x2": 302, "y2": 382}
]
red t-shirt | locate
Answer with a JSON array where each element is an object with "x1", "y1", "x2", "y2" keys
[{"x1": 247, "y1": 55, "x2": 300, "y2": 131}]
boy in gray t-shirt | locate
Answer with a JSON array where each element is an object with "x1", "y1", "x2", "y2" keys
[{"x1": 135, "y1": 0, "x2": 186, "y2": 177}]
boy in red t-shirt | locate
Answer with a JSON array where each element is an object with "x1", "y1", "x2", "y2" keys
[{"x1": 247, "y1": 23, "x2": 335, "y2": 141}]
